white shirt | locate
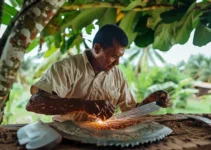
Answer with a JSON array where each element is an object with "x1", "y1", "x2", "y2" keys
[{"x1": 31, "y1": 51, "x2": 136, "y2": 122}]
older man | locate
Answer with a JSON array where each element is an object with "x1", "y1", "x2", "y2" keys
[{"x1": 26, "y1": 24, "x2": 170, "y2": 122}]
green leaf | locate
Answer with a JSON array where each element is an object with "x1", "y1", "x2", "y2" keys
[
  {"x1": 135, "y1": 29, "x2": 154, "y2": 47},
  {"x1": 128, "y1": 49, "x2": 140, "y2": 61},
  {"x1": 8, "y1": 0, "x2": 19, "y2": 7},
  {"x1": 98, "y1": 8, "x2": 116, "y2": 27},
  {"x1": 60, "y1": 35, "x2": 77, "y2": 54},
  {"x1": 134, "y1": 14, "x2": 149, "y2": 34},
  {"x1": 153, "y1": 3, "x2": 201, "y2": 51},
  {"x1": 122, "y1": 0, "x2": 147, "y2": 11},
  {"x1": 119, "y1": 11, "x2": 141, "y2": 44},
  {"x1": 45, "y1": 36, "x2": 55, "y2": 49},
  {"x1": 41, "y1": 13, "x2": 64, "y2": 37},
  {"x1": 54, "y1": 32, "x2": 62, "y2": 48},
  {"x1": 156, "y1": 0, "x2": 173, "y2": 4},
  {"x1": 200, "y1": 11, "x2": 211, "y2": 28},
  {"x1": 153, "y1": 50, "x2": 166, "y2": 63},
  {"x1": 26, "y1": 38, "x2": 39, "y2": 53},
  {"x1": 73, "y1": 36, "x2": 83, "y2": 53},
  {"x1": 160, "y1": 7, "x2": 188, "y2": 23},
  {"x1": 83, "y1": 0, "x2": 95, "y2": 3},
  {"x1": 147, "y1": 51, "x2": 157, "y2": 66},
  {"x1": 2, "y1": 11, "x2": 12, "y2": 25},
  {"x1": 148, "y1": 81, "x2": 178, "y2": 93},
  {"x1": 72, "y1": 0, "x2": 84, "y2": 5},
  {"x1": 60, "y1": 11, "x2": 80, "y2": 31},
  {"x1": 119, "y1": 0, "x2": 130, "y2": 5},
  {"x1": 193, "y1": 23, "x2": 211, "y2": 46},
  {"x1": 85, "y1": 24, "x2": 95, "y2": 35},
  {"x1": 71, "y1": 8, "x2": 106, "y2": 30},
  {"x1": 3, "y1": 3, "x2": 18, "y2": 16},
  {"x1": 147, "y1": 7, "x2": 172, "y2": 30},
  {"x1": 152, "y1": 24, "x2": 174, "y2": 51},
  {"x1": 178, "y1": 0, "x2": 196, "y2": 5},
  {"x1": 44, "y1": 45, "x2": 57, "y2": 58},
  {"x1": 16, "y1": 0, "x2": 23, "y2": 6},
  {"x1": 169, "y1": 0, "x2": 175, "y2": 4}
]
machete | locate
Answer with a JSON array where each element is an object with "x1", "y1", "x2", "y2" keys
[{"x1": 108, "y1": 100, "x2": 161, "y2": 121}]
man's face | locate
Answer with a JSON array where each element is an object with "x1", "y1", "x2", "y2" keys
[{"x1": 94, "y1": 41, "x2": 125, "y2": 72}]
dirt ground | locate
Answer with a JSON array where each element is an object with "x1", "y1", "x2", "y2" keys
[
  {"x1": 1, "y1": 114, "x2": 211, "y2": 150},
  {"x1": 0, "y1": 127, "x2": 18, "y2": 150}
]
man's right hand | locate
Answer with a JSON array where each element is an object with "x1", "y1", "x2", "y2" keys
[{"x1": 83, "y1": 100, "x2": 115, "y2": 121}]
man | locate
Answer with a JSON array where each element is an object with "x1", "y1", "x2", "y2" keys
[{"x1": 26, "y1": 24, "x2": 170, "y2": 122}]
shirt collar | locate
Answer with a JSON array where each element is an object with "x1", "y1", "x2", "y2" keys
[{"x1": 82, "y1": 50, "x2": 92, "y2": 66}]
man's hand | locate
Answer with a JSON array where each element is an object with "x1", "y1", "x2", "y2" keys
[
  {"x1": 83, "y1": 100, "x2": 115, "y2": 121},
  {"x1": 137, "y1": 90, "x2": 170, "y2": 108},
  {"x1": 154, "y1": 90, "x2": 170, "y2": 108}
]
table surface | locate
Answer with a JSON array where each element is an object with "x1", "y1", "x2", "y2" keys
[{"x1": 1, "y1": 114, "x2": 211, "y2": 150}]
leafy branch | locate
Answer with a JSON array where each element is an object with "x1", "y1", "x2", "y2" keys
[{"x1": 61, "y1": 2, "x2": 174, "y2": 12}]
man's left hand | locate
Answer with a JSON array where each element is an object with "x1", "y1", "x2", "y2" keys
[
  {"x1": 137, "y1": 90, "x2": 170, "y2": 108},
  {"x1": 154, "y1": 90, "x2": 170, "y2": 108}
]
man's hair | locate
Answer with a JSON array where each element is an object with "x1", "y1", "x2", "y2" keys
[{"x1": 93, "y1": 24, "x2": 128, "y2": 49}]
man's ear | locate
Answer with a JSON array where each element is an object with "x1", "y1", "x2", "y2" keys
[{"x1": 93, "y1": 43, "x2": 101, "y2": 54}]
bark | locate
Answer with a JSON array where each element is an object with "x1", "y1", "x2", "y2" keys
[
  {"x1": 0, "y1": 0, "x2": 65, "y2": 123},
  {"x1": 0, "y1": 0, "x2": 43, "y2": 57}
]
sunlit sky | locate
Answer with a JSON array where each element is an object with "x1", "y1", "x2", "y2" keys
[{"x1": 158, "y1": 31, "x2": 211, "y2": 65}]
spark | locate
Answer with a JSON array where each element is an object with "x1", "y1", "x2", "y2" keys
[{"x1": 97, "y1": 120, "x2": 103, "y2": 124}]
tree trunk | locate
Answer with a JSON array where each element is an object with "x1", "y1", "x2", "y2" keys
[
  {"x1": 0, "y1": 0, "x2": 65, "y2": 123},
  {"x1": 135, "y1": 46, "x2": 149, "y2": 76}
]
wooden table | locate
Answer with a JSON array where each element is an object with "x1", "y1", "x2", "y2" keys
[{"x1": 1, "y1": 114, "x2": 211, "y2": 150}]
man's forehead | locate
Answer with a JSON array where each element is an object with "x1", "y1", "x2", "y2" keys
[
  {"x1": 108, "y1": 46, "x2": 125, "y2": 56},
  {"x1": 103, "y1": 40, "x2": 125, "y2": 55}
]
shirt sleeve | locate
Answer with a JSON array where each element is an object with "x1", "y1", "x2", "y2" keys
[
  {"x1": 32, "y1": 57, "x2": 76, "y2": 98},
  {"x1": 117, "y1": 72, "x2": 137, "y2": 112}
]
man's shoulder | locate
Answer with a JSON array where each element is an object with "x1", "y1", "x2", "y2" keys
[{"x1": 59, "y1": 53, "x2": 83, "y2": 65}]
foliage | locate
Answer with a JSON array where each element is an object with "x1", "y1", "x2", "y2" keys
[
  {"x1": 180, "y1": 54, "x2": 211, "y2": 82},
  {"x1": 2, "y1": 63, "x2": 53, "y2": 125},
  {"x1": 2, "y1": 79, "x2": 52, "y2": 125},
  {"x1": 2, "y1": 53, "x2": 211, "y2": 124},
  {"x1": 118, "y1": 63, "x2": 205, "y2": 114},
  {"x1": 119, "y1": 64, "x2": 190, "y2": 100},
  {"x1": 1, "y1": 0, "x2": 211, "y2": 57},
  {"x1": 1, "y1": 0, "x2": 211, "y2": 124},
  {"x1": 122, "y1": 45, "x2": 166, "y2": 75}
]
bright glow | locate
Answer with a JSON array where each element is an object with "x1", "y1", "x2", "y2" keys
[{"x1": 97, "y1": 120, "x2": 103, "y2": 124}]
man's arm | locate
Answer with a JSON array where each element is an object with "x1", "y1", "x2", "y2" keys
[
  {"x1": 26, "y1": 89, "x2": 115, "y2": 120},
  {"x1": 26, "y1": 89, "x2": 84, "y2": 115}
]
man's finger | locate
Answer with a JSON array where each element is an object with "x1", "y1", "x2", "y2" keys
[
  {"x1": 104, "y1": 111, "x2": 113, "y2": 120},
  {"x1": 107, "y1": 109, "x2": 114, "y2": 118},
  {"x1": 94, "y1": 102, "x2": 101, "y2": 111},
  {"x1": 108, "y1": 103, "x2": 115, "y2": 111},
  {"x1": 109, "y1": 103, "x2": 115, "y2": 109}
]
